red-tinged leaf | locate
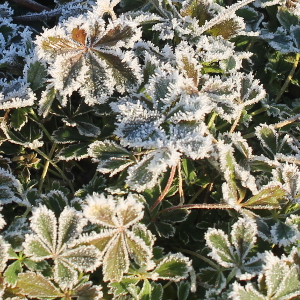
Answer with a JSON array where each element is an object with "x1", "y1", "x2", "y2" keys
[{"x1": 72, "y1": 28, "x2": 87, "y2": 46}]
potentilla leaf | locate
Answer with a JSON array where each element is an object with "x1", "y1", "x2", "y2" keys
[
  {"x1": 242, "y1": 183, "x2": 286, "y2": 208},
  {"x1": 231, "y1": 282, "x2": 267, "y2": 300},
  {"x1": 83, "y1": 193, "x2": 119, "y2": 227},
  {"x1": 231, "y1": 218, "x2": 257, "y2": 261},
  {"x1": 61, "y1": 245, "x2": 101, "y2": 272},
  {"x1": 17, "y1": 272, "x2": 63, "y2": 298},
  {"x1": 22, "y1": 234, "x2": 52, "y2": 260},
  {"x1": 152, "y1": 253, "x2": 191, "y2": 281},
  {"x1": 36, "y1": 13, "x2": 142, "y2": 105},
  {"x1": 28, "y1": 205, "x2": 57, "y2": 253},
  {"x1": 205, "y1": 228, "x2": 234, "y2": 268},
  {"x1": 57, "y1": 142, "x2": 90, "y2": 161},
  {"x1": 255, "y1": 124, "x2": 278, "y2": 157},
  {"x1": 72, "y1": 280, "x2": 103, "y2": 300},
  {"x1": 125, "y1": 231, "x2": 153, "y2": 267},
  {"x1": 88, "y1": 140, "x2": 135, "y2": 177},
  {"x1": 57, "y1": 207, "x2": 87, "y2": 249},
  {"x1": 10, "y1": 108, "x2": 28, "y2": 131},
  {"x1": 116, "y1": 194, "x2": 144, "y2": 227},
  {"x1": 103, "y1": 233, "x2": 129, "y2": 282},
  {"x1": 54, "y1": 259, "x2": 78, "y2": 290},
  {"x1": 4, "y1": 260, "x2": 22, "y2": 286},
  {"x1": 139, "y1": 279, "x2": 152, "y2": 300}
]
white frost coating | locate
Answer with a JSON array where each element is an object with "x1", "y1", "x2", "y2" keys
[
  {"x1": 231, "y1": 217, "x2": 257, "y2": 261},
  {"x1": 24, "y1": 205, "x2": 102, "y2": 289},
  {"x1": 205, "y1": 227, "x2": 235, "y2": 268},
  {"x1": 35, "y1": 10, "x2": 142, "y2": 105}
]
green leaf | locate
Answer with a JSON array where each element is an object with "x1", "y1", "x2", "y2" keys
[
  {"x1": 10, "y1": 108, "x2": 28, "y2": 131},
  {"x1": 76, "y1": 121, "x2": 101, "y2": 138},
  {"x1": 242, "y1": 184, "x2": 286, "y2": 208},
  {"x1": 139, "y1": 279, "x2": 151, "y2": 300},
  {"x1": 231, "y1": 218, "x2": 257, "y2": 261},
  {"x1": 103, "y1": 234, "x2": 128, "y2": 282},
  {"x1": 277, "y1": 7, "x2": 299, "y2": 31},
  {"x1": 108, "y1": 278, "x2": 140, "y2": 297},
  {"x1": 4, "y1": 260, "x2": 22, "y2": 286},
  {"x1": 153, "y1": 253, "x2": 191, "y2": 281},
  {"x1": 205, "y1": 228, "x2": 234, "y2": 267},
  {"x1": 270, "y1": 221, "x2": 298, "y2": 247},
  {"x1": 52, "y1": 127, "x2": 89, "y2": 144},
  {"x1": 255, "y1": 124, "x2": 277, "y2": 156},
  {"x1": 177, "y1": 281, "x2": 190, "y2": 300},
  {"x1": 232, "y1": 282, "x2": 266, "y2": 300},
  {"x1": 160, "y1": 209, "x2": 190, "y2": 223},
  {"x1": 54, "y1": 259, "x2": 78, "y2": 289},
  {"x1": 38, "y1": 85, "x2": 57, "y2": 117},
  {"x1": 17, "y1": 272, "x2": 63, "y2": 298},
  {"x1": 207, "y1": 17, "x2": 244, "y2": 39},
  {"x1": 154, "y1": 222, "x2": 175, "y2": 238},
  {"x1": 89, "y1": 140, "x2": 135, "y2": 177},
  {"x1": 72, "y1": 281, "x2": 103, "y2": 300},
  {"x1": 26, "y1": 61, "x2": 47, "y2": 91},
  {"x1": 58, "y1": 142, "x2": 90, "y2": 161},
  {"x1": 291, "y1": 25, "x2": 300, "y2": 49}
]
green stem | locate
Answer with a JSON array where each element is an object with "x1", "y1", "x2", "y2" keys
[
  {"x1": 207, "y1": 111, "x2": 218, "y2": 129},
  {"x1": 188, "y1": 184, "x2": 208, "y2": 204},
  {"x1": 275, "y1": 53, "x2": 300, "y2": 103},
  {"x1": 28, "y1": 112, "x2": 53, "y2": 143},
  {"x1": 35, "y1": 148, "x2": 75, "y2": 194},
  {"x1": 38, "y1": 143, "x2": 57, "y2": 194},
  {"x1": 250, "y1": 106, "x2": 267, "y2": 116}
]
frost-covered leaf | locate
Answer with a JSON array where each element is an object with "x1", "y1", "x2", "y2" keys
[
  {"x1": 4, "y1": 260, "x2": 22, "y2": 286},
  {"x1": 0, "y1": 79, "x2": 36, "y2": 110},
  {"x1": 242, "y1": 184, "x2": 286, "y2": 208},
  {"x1": 0, "y1": 168, "x2": 23, "y2": 204},
  {"x1": 23, "y1": 206, "x2": 101, "y2": 289},
  {"x1": 152, "y1": 253, "x2": 191, "y2": 281},
  {"x1": 26, "y1": 60, "x2": 47, "y2": 91},
  {"x1": 231, "y1": 218, "x2": 257, "y2": 261},
  {"x1": 255, "y1": 124, "x2": 277, "y2": 156},
  {"x1": 52, "y1": 127, "x2": 90, "y2": 144},
  {"x1": 57, "y1": 142, "x2": 90, "y2": 161},
  {"x1": 177, "y1": 280, "x2": 190, "y2": 300},
  {"x1": 88, "y1": 140, "x2": 135, "y2": 177},
  {"x1": 83, "y1": 193, "x2": 153, "y2": 282},
  {"x1": 17, "y1": 272, "x2": 63, "y2": 298},
  {"x1": 10, "y1": 108, "x2": 28, "y2": 131},
  {"x1": 36, "y1": 13, "x2": 142, "y2": 105}
]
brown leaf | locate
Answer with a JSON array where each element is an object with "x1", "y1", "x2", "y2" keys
[{"x1": 72, "y1": 28, "x2": 87, "y2": 46}]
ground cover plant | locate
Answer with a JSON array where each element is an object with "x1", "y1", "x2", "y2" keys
[{"x1": 0, "y1": 0, "x2": 299, "y2": 298}]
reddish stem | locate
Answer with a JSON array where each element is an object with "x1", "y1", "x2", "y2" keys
[{"x1": 150, "y1": 165, "x2": 177, "y2": 212}]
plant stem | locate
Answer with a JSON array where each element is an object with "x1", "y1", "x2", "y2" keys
[
  {"x1": 13, "y1": 7, "x2": 62, "y2": 22},
  {"x1": 250, "y1": 106, "x2": 267, "y2": 116},
  {"x1": 9, "y1": 0, "x2": 50, "y2": 12},
  {"x1": 229, "y1": 110, "x2": 242, "y2": 133},
  {"x1": 38, "y1": 143, "x2": 57, "y2": 194},
  {"x1": 188, "y1": 184, "x2": 208, "y2": 204},
  {"x1": 178, "y1": 161, "x2": 185, "y2": 205},
  {"x1": 35, "y1": 148, "x2": 75, "y2": 194},
  {"x1": 150, "y1": 165, "x2": 177, "y2": 212},
  {"x1": 275, "y1": 53, "x2": 300, "y2": 103}
]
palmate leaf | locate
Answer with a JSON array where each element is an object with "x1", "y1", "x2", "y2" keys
[
  {"x1": 23, "y1": 206, "x2": 101, "y2": 289},
  {"x1": 36, "y1": 13, "x2": 142, "y2": 105},
  {"x1": 205, "y1": 218, "x2": 262, "y2": 278},
  {"x1": 83, "y1": 193, "x2": 153, "y2": 282},
  {"x1": 232, "y1": 251, "x2": 300, "y2": 300}
]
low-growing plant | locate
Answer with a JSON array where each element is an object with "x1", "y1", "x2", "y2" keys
[{"x1": 0, "y1": 0, "x2": 299, "y2": 298}]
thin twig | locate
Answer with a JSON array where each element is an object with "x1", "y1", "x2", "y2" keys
[
  {"x1": 275, "y1": 53, "x2": 300, "y2": 103},
  {"x1": 13, "y1": 8, "x2": 62, "y2": 22},
  {"x1": 273, "y1": 113, "x2": 300, "y2": 129},
  {"x1": 178, "y1": 161, "x2": 185, "y2": 205},
  {"x1": 150, "y1": 165, "x2": 177, "y2": 212},
  {"x1": 9, "y1": 0, "x2": 50, "y2": 12},
  {"x1": 38, "y1": 143, "x2": 57, "y2": 194},
  {"x1": 229, "y1": 110, "x2": 242, "y2": 133}
]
